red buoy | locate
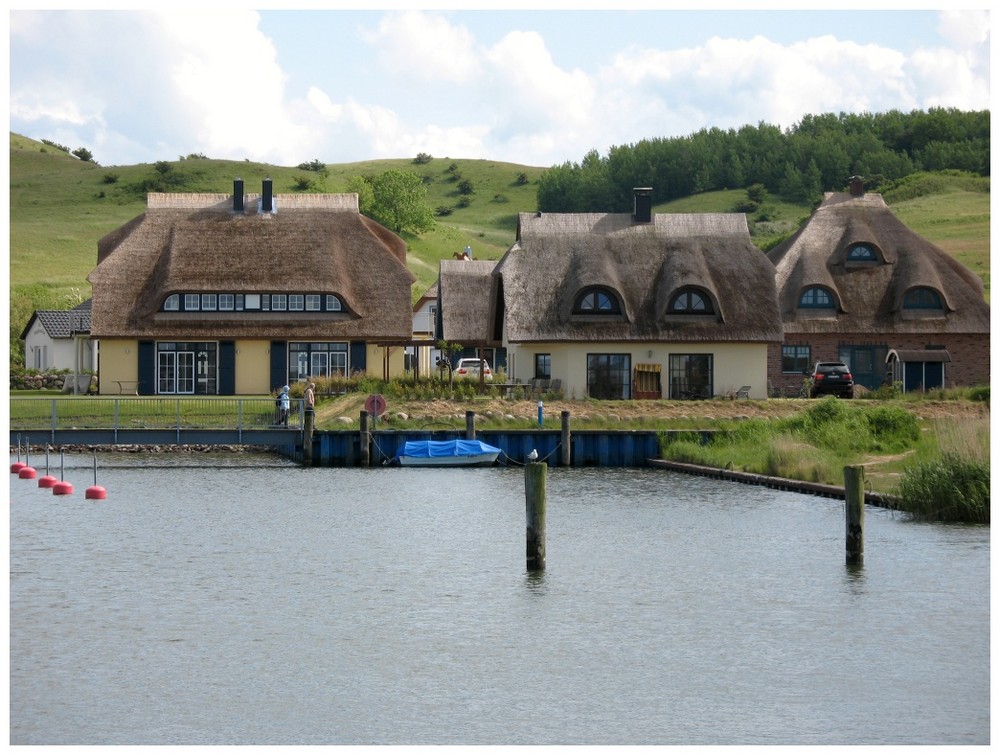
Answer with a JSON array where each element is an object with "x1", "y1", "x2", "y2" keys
[
  {"x1": 52, "y1": 480, "x2": 74, "y2": 496},
  {"x1": 85, "y1": 455, "x2": 106, "y2": 500},
  {"x1": 18, "y1": 466, "x2": 37, "y2": 480},
  {"x1": 38, "y1": 475, "x2": 58, "y2": 488},
  {"x1": 10, "y1": 461, "x2": 26, "y2": 474}
]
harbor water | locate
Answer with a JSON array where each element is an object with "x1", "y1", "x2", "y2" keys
[{"x1": 9, "y1": 452, "x2": 989, "y2": 745}]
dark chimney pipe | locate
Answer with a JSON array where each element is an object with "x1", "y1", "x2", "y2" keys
[
  {"x1": 849, "y1": 176, "x2": 864, "y2": 197},
  {"x1": 233, "y1": 178, "x2": 244, "y2": 212},
  {"x1": 262, "y1": 178, "x2": 273, "y2": 213},
  {"x1": 632, "y1": 187, "x2": 653, "y2": 224}
]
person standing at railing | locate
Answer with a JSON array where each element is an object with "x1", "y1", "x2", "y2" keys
[
  {"x1": 304, "y1": 382, "x2": 316, "y2": 415},
  {"x1": 278, "y1": 385, "x2": 290, "y2": 426}
]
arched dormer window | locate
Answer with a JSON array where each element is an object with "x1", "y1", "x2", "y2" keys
[
  {"x1": 574, "y1": 287, "x2": 622, "y2": 315},
  {"x1": 798, "y1": 286, "x2": 836, "y2": 309},
  {"x1": 669, "y1": 287, "x2": 714, "y2": 314},
  {"x1": 845, "y1": 242, "x2": 882, "y2": 267},
  {"x1": 163, "y1": 294, "x2": 180, "y2": 311},
  {"x1": 903, "y1": 287, "x2": 943, "y2": 310}
]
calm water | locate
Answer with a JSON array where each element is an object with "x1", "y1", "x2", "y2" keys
[{"x1": 9, "y1": 452, "x2": 990, "y2": 745}]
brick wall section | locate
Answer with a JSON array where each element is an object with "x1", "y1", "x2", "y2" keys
[{"x1": 767, "y1": 333, "x2": 989, "y2": 395}]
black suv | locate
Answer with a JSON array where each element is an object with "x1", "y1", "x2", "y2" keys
[{"x1": 808, "y1": 362, "x2": 854, "y2": 398}]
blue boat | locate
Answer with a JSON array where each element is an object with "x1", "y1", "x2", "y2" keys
[{"x1": 396, "y1": 439, "x2": 501, "y2": 467}]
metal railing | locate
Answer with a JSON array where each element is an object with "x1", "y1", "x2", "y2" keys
[{"x1": 10, "y1": 397, "x2": 304, "y2": 434}]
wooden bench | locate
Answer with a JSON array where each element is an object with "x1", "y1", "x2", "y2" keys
[{"x1": 114, "y1": 380, "x2": 139, "y2": 395}]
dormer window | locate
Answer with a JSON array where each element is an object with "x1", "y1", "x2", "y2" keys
[
  {"x1": 799, "y1": 286, "x2": 836, "y2": 309},
  {"x1": 846, "y1": 243, "x2": 881, "y2": 268},
  {"x1": 904, "y1": 287, "x2": 943, "y2": 310},
  {"x1": 669, "y1": 288, "x2": 714, "y2": 314},
  {"x1": 574, "y1": 287, "x2": 622, "y2": 315}
]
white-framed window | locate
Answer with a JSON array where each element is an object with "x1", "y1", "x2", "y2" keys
[
  {"x1": 219, "y1": 294, "x2": 235, "y2": 310},
  {"x1": 244, "y1": 293, "x2": 260, "y2": 310},
  {"x1": 201, "y1": 293, "x2": 217, "y2": 311},
  {"x1": 306, "y1": 294, "x2": 321, "y2": 311},
  {"x1": 163, "y1": 294, "x2": 180, "y2": 311},
  {"x1": 327, "y1": 295, "x2": 342, "y2": 311},
  {"x1": 272, "y1": 294, "x2": 287, "y2": 311},
  {"x1": 184, "y1": 294, "x2": 200, "y2": 310},
  {"x1": 289, "y1": 294, "x2": 304, "y2": 311}
]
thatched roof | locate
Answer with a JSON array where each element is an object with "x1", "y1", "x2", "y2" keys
[
  {"x1": 438, "y1": 260, "x2": 498, "y2": 344},
  {"x1": 767, "y1": 192, "x2": 989, "y2": 335},
  {"x1": 494, "y1": 212, "x2": 782, "y2": 343},
  {"x1": 88, "y1": 192, "x2": 415, "y2": 340}
]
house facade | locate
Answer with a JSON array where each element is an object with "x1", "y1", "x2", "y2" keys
[
  {"x1": 21, "y1": 300, "x2": 95, "y2": 373},
  {"x1": 465, "y1": 190, "x2": 783, "y2": 399},
  {"x1": 87, "y1": 180, "x2": 416, "y2": 395},
  {"x1": 766, "y1": 183, "x2": 990, "y2": 394}
]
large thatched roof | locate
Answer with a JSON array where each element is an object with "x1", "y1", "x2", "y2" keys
[
  {"x1": 493, "y1": 211, "x2": 782, "y2": 343},
  {"x1": 88, "y1": 192, "x2": 415, "y2": 340},
  {"x1": 767, "y1": 192, "x2": 990, "y2": 335}
]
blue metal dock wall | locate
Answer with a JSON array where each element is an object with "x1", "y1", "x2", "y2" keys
[{"x1": 312, "y1": 429, "x2": 663, "y2": 467}]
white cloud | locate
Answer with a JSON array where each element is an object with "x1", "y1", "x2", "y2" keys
[{"x1": 366, "y1": 10, "x2": 481, "y2": 84}]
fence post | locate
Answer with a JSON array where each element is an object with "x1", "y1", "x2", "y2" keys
[
  {"x1": 844, "y1": 465, "x2": 865, "y2": 566},
  {"x1": 465, "y1": 410, "x2": 476, "y2": 440},
  {"x1": 304, "y1": 404, "x2": 315, "y2": 464}
]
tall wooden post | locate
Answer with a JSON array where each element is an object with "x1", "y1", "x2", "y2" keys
[
  {"x1": 303, "y1": 406, "x2": 315, "y2": 464},
  {"x1": 560, "y1": 410, "x2": 571, "y2": 467},
  {"x1": 465, "y1": 410, "x2": 476, "y2": 440},
  {"x1": 359, "y1": 410, "x2": 370, "y2": 467},
  {"x1": 844, "y1": 465, "x2": 865, "y2": 565},
  {"x1": 525, "y1": 462, "x2": 546, "y2": 570}
]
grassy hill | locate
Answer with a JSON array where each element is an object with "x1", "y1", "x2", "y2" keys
[{"x1": 8, "y1": 132, "x2": 990, "y2": 362}]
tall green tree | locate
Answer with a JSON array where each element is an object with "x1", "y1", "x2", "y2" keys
[{"x1": 353, "y1": 169, "x2": 434, "y2": 234}]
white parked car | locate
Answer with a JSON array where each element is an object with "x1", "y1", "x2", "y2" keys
[{"x1": 453, "y1": 358, "x2": 493, "y2": 381}]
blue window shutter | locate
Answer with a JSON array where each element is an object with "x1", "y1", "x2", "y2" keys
[
  {"x1": 219, "y1": 341, "x2": 235, "y2": 395},
  {"x1": 137, "y1": 341, "x2": 154, "y2": 395},
  {"x1": 350, "y1": 341, "x2": 366, "y2": 373},
  {"x1": 270, "y1": 342, "x2": 287, "y2": 390}
]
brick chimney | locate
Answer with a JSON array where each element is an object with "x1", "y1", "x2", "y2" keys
[
  {"x1": 261, "y1": 178, "x2": 274, "y2": 213},
  {"x1": 233, "y1": 178, "x2": 244, "y2": 212},
  {"x1": 632, "y1": 187, "x2": 653, "y2": 223}
]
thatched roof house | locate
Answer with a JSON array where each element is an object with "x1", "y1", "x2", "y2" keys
[
  {"x1": 89, "y1": 185, "x2": 415, "y2": 341},
  {"x1": 766, "y1": 188, "x2": 989, "y2": 389},
  {"x1": 767, "y1": 191, "x2": 989, "y2": 336},
  {"x1": 494, "y1": 210, "x2": 782, "y2": 343}
]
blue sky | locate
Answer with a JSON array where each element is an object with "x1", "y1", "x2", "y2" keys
[{"x1": 7, "y1": 7, "x2": 992, "y2": 168}]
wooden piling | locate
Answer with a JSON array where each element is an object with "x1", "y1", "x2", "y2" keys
[
  {"x1": 844, "y1": 465, "x2": 865, "y2": 565},
  {"x1": 304, "y1": 408, "x2": 315, "y2": 464},
  {"x1": 560, "y1": 410, "x2": 571, "y2": 467},
  {"x1": 465, "y1": 410, "x2": 476, "y2": 440},
  {"x1": 525, "y1": 462, "x2": 546, "y2": 570},
  {"x1": 360, "y1": 410, "x2": 370, "y2": 467}
]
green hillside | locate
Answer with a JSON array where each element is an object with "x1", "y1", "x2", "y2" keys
[{"x1": 8, "y1": 132, "x2": 990, "y2": 365}]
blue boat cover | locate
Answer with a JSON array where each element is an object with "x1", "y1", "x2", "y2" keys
[{"x1": 399, "y1": 439, "x2": 501, "y2": 459}]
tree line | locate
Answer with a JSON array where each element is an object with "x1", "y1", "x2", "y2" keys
[{"x1": 536, "y1": 108, "x2": 989, "y2": 212}]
